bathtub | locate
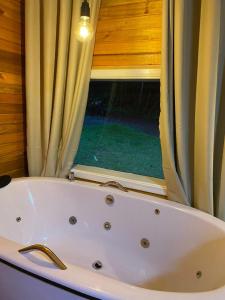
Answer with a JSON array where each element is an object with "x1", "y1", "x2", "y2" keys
[{"x1": 0, "y1": 178, "x2": 225, "y2": 300}]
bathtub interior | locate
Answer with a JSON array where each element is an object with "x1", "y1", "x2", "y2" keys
[{"x1": 1, "y1": 178, "x2": 225, "y2": 293}]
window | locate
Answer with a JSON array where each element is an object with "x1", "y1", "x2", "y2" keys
[{"x1": 73, "y1": 70, "x2": 164, "y2": 187}]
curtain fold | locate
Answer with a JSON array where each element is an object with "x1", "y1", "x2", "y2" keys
[
  {"x1": 160, "y1": 0, "x2": 225, "y2": 219},
  {"x1": 25, "y1": 0, "x2": 101, "y2": 177}
]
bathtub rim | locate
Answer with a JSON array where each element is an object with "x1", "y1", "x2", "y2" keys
[{"x1": 8, "y1": 177, "x2": 225, "y2": 225}]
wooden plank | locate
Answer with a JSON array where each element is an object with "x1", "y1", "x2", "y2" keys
[
  {"x1": 0, "y1": 83, "x2": 23, "y2": 94},
  {"x1": 0, "y1": 0, "x2": 21, "y2": 10},
  {"x1": 0, "y1": 152, "x2": 25, "y2": 164},
  {"x1": 0, "y1": 141, "x2": 25, "y2": 156},
  {"x1": 94, "y1": 41, "x2": 161, "y2": 55},
  {"x1": 0, "y1": 168, "x2": 26, "y2": 177},
  {"x1": 92, "y1": 53, "x2": 161, "y2": 68},
  {"x1": 0, "y1": 37, "x2": 22, "y2": 54},
  {"x1": 0, "y1": 50, "x2": 22, "y2": 74},
  {"x1": 99, "y1": 0, "x2": 162, "y2": 19},
  {"x1": 0, "y1": 26, "x2": 21, "y2": 44},
  {"x1": 95, "y1": 15, "x2": 161, "y2": 33},
  {"x1": 100, "y1": 0, "x2": 160, "y2": 8},
  {"x1": 0, "y1": 103, "x2": 24, "y2": 114},
  {"x1": 0, "y1": 11, "x2": 22, "y2": 34},
  {"x1": 95, "y1": 28, "x2": 161, "y2": 42},
  {"x1": 0, "y1": 1, "x2": 22, "y2": 21},
  {"x1": 0, "y1": 123, "x2": 23, "y2": 134},
  {"x1": 0, "y1": 71, "x2": 22, "y2": 85},
  {"x1": 0, "y1": 93, "x2": 23, "y2": 104},
  {"x1": 0, "y1": 132, "x2": 24, "y2": 145},
  {"x1": 0, "y1": 154, "x2": 25, "y2": 172},
  {"x1": 0, "y1": 113, "x2": 24, "y2": 124}
]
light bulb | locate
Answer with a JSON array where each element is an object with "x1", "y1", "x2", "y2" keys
[{"x1": 76, "y1": 16, "x2": 93, "y2": 42}]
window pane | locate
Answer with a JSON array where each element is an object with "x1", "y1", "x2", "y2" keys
[{"x1": 75, "y1": 80, "x2": 163, "y2": 179}]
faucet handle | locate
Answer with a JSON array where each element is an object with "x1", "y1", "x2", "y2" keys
[{"x1": 100, "y1": 181, "x2": 128, "y2": 192}]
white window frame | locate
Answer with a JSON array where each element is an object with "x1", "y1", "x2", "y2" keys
[{"x1": 71, "y1": 68, "x2": 166, "y2": 196}]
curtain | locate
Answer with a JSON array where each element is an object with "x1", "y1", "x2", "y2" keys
[
  {"x1": 160, "y1": 0, "x2": 225, "y2": 218},
  {"x1": 25, "y1": 0, "x2": 101, "y2": 177}
]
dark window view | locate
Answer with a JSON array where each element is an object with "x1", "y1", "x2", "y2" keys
[{"x1": 75, "y1": 80, "x2": 163, "y2": 179}]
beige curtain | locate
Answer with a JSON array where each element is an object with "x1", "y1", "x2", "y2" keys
[
  {"x1": 25, "y1": 0, "x2": 100, "y2": 177},
  {"x1": 160, "y1": 0, "x2": 225, "y2": 218}
]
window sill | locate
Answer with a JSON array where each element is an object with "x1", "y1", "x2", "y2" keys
[
  {"x1": 71, "y1": 165, "x2": 167, "y2": 196},
  {"x1": 91, "y1": 68, "x2": 160, "y2": 80}
]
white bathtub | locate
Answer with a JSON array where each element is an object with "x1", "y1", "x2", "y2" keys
[{"x1": 0, "y1": 178, "x2": 225, "y2": 300}]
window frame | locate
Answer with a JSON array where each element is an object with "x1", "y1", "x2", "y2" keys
[{"x1": 71, "y1": 68, "x2": 166, "y2": 196}]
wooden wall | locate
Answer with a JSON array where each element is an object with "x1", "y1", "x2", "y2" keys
[
  {"x1": 0, "y1": 0, "x2": 161, "y2": 176},
  {"x1": 0, "y1": 0, "x2": 26, "y2": 177},
  {"x1": 92, "y1": 0, "x2": 162, "y2": 69}
]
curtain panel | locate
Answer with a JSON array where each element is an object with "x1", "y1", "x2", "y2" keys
[
  {"x1": 160, "y1": 0, "x2": 225, "y2": 218},
  {"x1": 25, "y1": 0, "x2": 101, "y2": 177}
]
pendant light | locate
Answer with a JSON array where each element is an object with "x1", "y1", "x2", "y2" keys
[{"x1": 76, "y1": 0, "x2": 93, "y2": 41}]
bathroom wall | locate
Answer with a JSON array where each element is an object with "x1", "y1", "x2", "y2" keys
[
  {"x1": 0, "y1": 0, "x2": 26, "y2": 177},
  {"x1": 0, "y1": 0, "x2": 161, "y2": 177},
  {"x1": 92, "y1": 0, "x2": 162, "y2": 68}
]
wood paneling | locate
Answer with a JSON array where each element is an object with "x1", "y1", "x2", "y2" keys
[
  {"x1": 92, "y1": 0, "x2": 162, "y2": 68},
  {"x1": 0, "y1": 0, "x2": 26, "y2": 178}
]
